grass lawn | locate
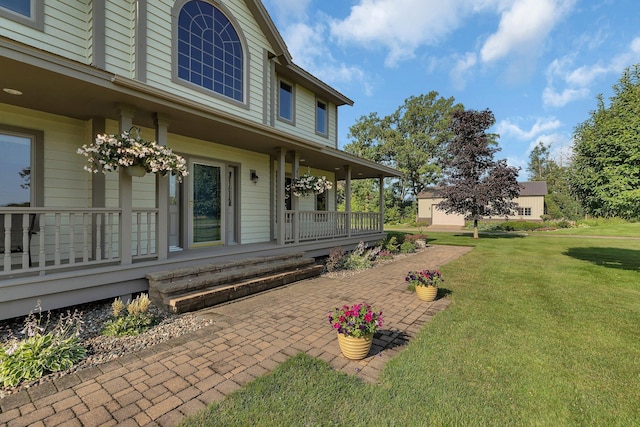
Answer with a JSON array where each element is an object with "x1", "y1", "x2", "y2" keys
[{"x1": 179, "y1": 227, "x2": 640, "y2": 426}]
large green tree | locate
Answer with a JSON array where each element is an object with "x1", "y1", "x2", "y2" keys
[
  {"x1": 345, "y1": 92, "x2": 464, "y2": 200},
  {"x1": 569, "y1": 64, "x2": 640, "y2": 219},
  {"x1": 437, "y1": 109, "x2": 520, "y2": 239},
  {"x1": 527, "y1": 142, "x2": 584, "y2": 220}
]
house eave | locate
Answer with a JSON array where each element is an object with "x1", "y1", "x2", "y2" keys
[{"x1": 0, "y1": 36, "x2": 394, "y2": 179}]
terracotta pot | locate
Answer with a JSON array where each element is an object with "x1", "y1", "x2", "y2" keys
[
  {"x1": 415, "y1": 285, "x2": 437, "y2": 302},
  {"x1": 125, "y1": 165, "x2": 147, "y2": 177},
  {"x1": 337, "y1": 333, "x2": 373, "y2": 360}
]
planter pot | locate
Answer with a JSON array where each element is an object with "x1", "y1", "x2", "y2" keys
[
  {"x1": 125, "y1": 165, "x2": 147, "y2": 177},
  {"x1": 415, "y1": 286, "x2": 437, "y2": 302},
  {"x1": 337, "y1": 333, "x2": 373, "y2": 360}
]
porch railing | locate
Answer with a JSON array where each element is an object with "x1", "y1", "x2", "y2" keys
[
  {"x1": 0, "y1": 208, "x2": 158, "y2": 276},
  {"x1": 284, "y1": 211, "x2": 383, "y2": 243}
]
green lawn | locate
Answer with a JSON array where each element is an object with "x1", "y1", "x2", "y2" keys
[{"x1": 180, "y1": 227, "x2": 640, "y2": 426}]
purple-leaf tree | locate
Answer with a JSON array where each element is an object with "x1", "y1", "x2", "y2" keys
[{"x1": 437, "y1": 109, "x2": 521, "y2": 239}]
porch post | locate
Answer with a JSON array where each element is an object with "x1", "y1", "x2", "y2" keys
[
  {"x1": 91, "y1": 118, "x2": 106, "y2": 261},
  {"x1": 154, "y1": 113, "x2": 170, "y2": 260},
  {"x1": 378, "y1": 175, "x2": 385, "y2": 232},
  {"x1": 276, "y1": 148, "x2": 286, "y2": 245},
  {"x1": 292, "y1": 151, "x2": 300, "y2": 244},
  {"x1": 344, "y1": 165, "x2": 352, "y2": 237},
  {"x1": 118, "y1": 105, "x2": 135, "y2": 265}
]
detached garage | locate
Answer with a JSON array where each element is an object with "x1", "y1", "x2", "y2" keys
[
  {"x1": 417, "y1": 182, "x2": 547, "y2": 226},
  {"x1": 417, "y1": 187, "x2": 464, "y2": 226}
]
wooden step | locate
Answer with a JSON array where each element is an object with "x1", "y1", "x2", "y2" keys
[
  {"x1": 153, "y1": 257, "x2": 314, "y2": 297},
  {"x1": 167, "y1": 264, "x2": 323, "y2": 313},
  {"x1": 146, "y1": 252, "x2": 323, "y2": 314}
]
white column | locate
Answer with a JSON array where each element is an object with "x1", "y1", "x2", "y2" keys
[
  {"x1": 154, "y1": 113, "x2": 170, "y2": 260},
  {"x1": 118, "y1": 105, "x2": 135, "y2": 265},
  {"x1": 378, "y1": 175, "x2": 385, "y2": 232},
  {"x1": 292, "y1": 151, "x2": 300, "y2": 243},
  {"x1": 344, "y1": 165, "x2": 352, "y2": 237},
  {"x1": 276, "y1": 148, "x2": 286, "y2": 245}
]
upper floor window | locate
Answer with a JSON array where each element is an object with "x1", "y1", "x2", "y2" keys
[
  {"x1": 316, "y1": 100, "x2": 327, "y2": 136},
  {"x1": 279, "y1": 81, "x2": 293, "y2": 122},
  {"x1": 177, "y1": 1, "x2": 244, "y2": 102},
  {"x1": 0, "y1": 0, "x2": 43, "y2": 30}
]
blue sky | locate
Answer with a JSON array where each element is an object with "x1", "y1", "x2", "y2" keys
[{"x1": 262, "y1": 0, "x2": 640, "y2": 179}]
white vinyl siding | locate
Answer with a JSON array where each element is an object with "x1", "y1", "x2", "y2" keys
[
  {"x1": 103, "y1": 2, "x2": 136, "y2": 76},
  {"x1": 0, "y1": 1, "x2": 90, "y2": 63},
  {"x1": 284, "y1": 86, "x2": 337, "y2": 148}
]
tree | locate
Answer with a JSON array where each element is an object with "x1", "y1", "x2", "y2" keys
[
  {"x1": 569, "y1": 64, "x2": 640, "y2": 219},
  {"x1": 527, "y1": 142, "x2": 584, "y2": 220},
  {"x1": 437, "y1": 109, "x2": 520, "y2": 238},
  {"x1": 345, "y1": 92, "x2": 464, "y2": 201}
]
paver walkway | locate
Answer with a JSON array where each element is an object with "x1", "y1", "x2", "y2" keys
[{"x1": 0, "y1": 245, "x2": 472, "y2": 427}]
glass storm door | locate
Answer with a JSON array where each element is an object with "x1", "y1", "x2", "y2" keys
[{"x1": 189, "y1": 161, "x2": 223, "y2": 246}]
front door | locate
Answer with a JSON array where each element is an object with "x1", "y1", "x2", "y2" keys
[{"x1": 189, "y1": 160, "x2": 223, "y2": 247}]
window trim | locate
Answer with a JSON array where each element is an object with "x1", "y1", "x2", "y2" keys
[
  {"x1": 171, "y1": 0, "x2": 249, "y2": 108},
  {"x1": 0, "y1": 124, "x2": 44, "y2": 207},
  {"x1": 517, "y1": 207, "x2": 532, "y2": 216},
  {"x1": 315, "y1": 99, "x2": 328, "y2": 137},
  {"x1": 0, "y1": 0, "x2": 44, "y2": 31},
  {"x1": 315, "y1": 190, "x2": 328, "y2": 212},
  {"x1": 277, "y1": 80, "x2": 295, "y2": 124}
]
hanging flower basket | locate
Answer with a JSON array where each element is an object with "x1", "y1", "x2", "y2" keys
[
  {"x1": 287, "y1": 172, "x2": 333, "y2": 198},
  {"x1": 77, "y1": 128, "x2": 188, "y2": 182}
]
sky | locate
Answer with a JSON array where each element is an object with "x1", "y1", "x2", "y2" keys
[{"x1": 261, "y1": 0, "x2": 640, "y2": 179}]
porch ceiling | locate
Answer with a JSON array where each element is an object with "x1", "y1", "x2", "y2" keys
[{"x1": 0, "y1": 37, "x2": 400, "y2": 180}]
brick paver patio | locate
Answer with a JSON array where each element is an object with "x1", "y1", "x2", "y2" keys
[{"x1": 0, "y1": 245, "x2": 472, "y2": 427}]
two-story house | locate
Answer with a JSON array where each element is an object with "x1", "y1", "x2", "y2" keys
[{"x1": 0, "y1": 0, "x2": 400, "y2": 319}]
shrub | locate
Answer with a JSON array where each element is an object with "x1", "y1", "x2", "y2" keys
[
  {"x1": 325, "y1": 247, "x2": 345, "y2": 272},
  {"x1": 400, "y1": 240, "x2": 416, "y2": 253},
  {"x1": 384, "y1": 236, "x2": 400, "y2": 253},
  {"x1": 404, "y1": 233, "x2": 427, "y2": 243},
  {"x1": 101, "y1": 294, "x2": 157, "y2": 337},
  {"x1": 342, "y1": 242, "x2": 383, "y2": 271},
  {"x1": 0, "y1": 302, "x2": 86, "y2": 387}
]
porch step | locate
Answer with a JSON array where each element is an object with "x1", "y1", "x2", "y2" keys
[{"x1": 146, "y1": 252, "x2": 323, "y2": 313}]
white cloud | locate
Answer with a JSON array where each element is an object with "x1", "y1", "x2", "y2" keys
[
  {"x1": 329, "y1": 0, "x2": 478, "y2": 67},
  {"x1": 497, "y1": 117, "x2": 562, "y2": 140},
  {"x1": 480, "y1": 0, "x2": 574, "y2": 64},
  {"x1": 542, "y1": 86, "x2": 590, "y2": 108},
  {"x1": 280, "y1": 22, "x2": 372, "y2": 95},
  {"x1": 262, "y1": 0, "x2": 312, "y2": 23},
  {"x1": 450, "y1": 52, "x2": 478, "y2": 90},
  {"x1": 542, "y1": 37, "x2": 640, "y2": 107}
]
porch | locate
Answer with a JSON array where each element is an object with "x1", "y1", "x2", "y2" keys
[
  {"x1": 0, "y1": 209, "x2": 383, "y2": 277},
  {"x1": 0, "y1": 208, "x2": 385, "y2": 320}
]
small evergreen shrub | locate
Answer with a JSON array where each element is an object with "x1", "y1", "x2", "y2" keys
[
  {"x1": 0, "y1": 302, "x2": 86, "y2": 387},
  {"x1": 101, "y1": 294, "x2": 157, "y2": 337}
]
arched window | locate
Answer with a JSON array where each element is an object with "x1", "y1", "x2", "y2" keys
[{"x1": 177, "y1": 1, "x2": 244, "y2": 102}]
